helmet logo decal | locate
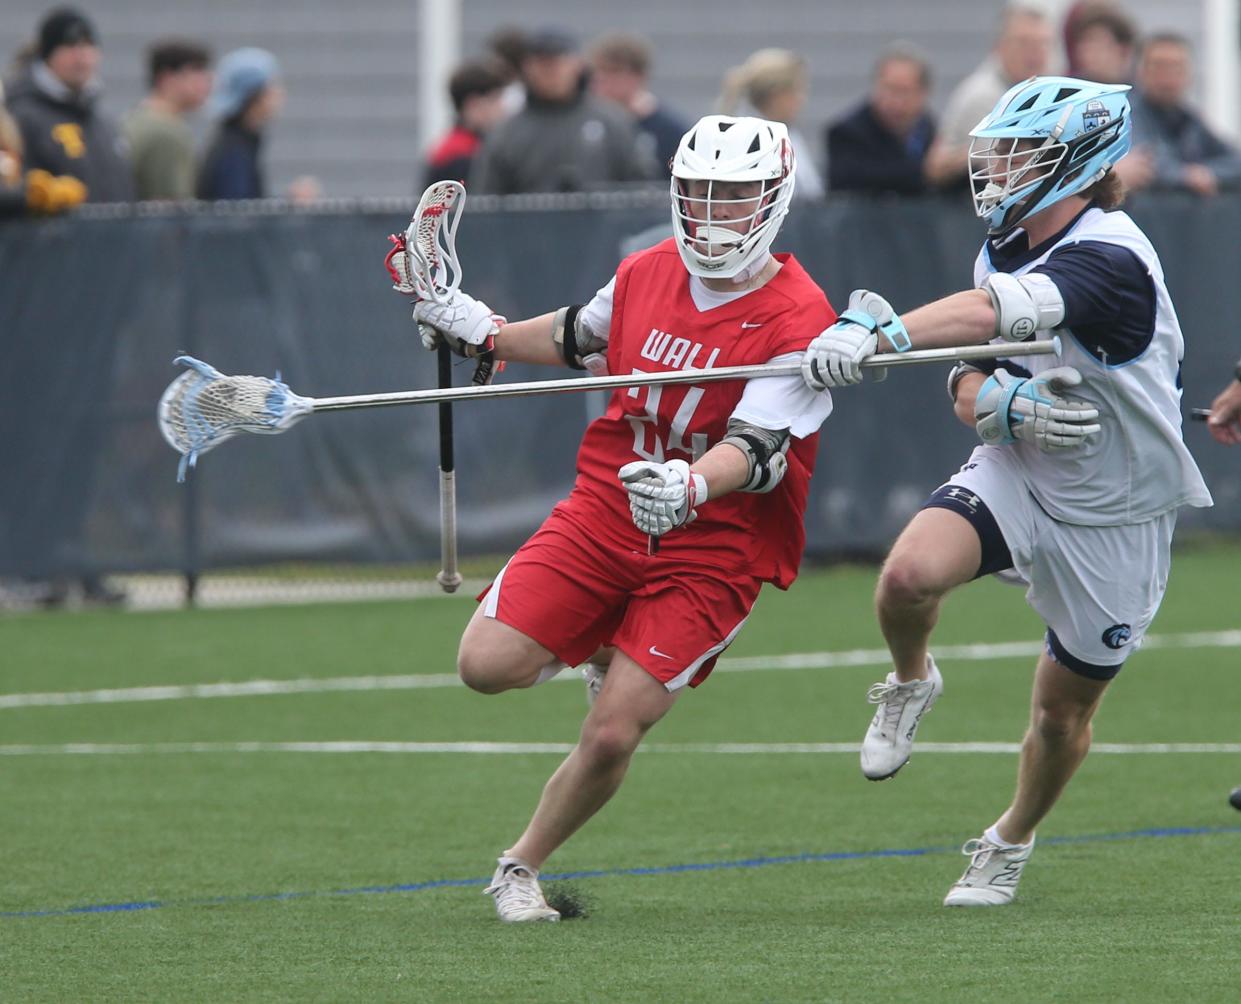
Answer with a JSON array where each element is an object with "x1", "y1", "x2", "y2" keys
[{"x1": 1082, "y1": 99, "x2": 1111, "y2": 132}]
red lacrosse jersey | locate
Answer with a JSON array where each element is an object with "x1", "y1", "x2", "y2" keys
[{"x1": 553, "y1": 239, "x2": 836, "y2": 589}]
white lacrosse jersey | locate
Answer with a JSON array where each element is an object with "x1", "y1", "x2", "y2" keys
[{"x1": 972, "y1": 205, "x2": 1212, "y2": 525}]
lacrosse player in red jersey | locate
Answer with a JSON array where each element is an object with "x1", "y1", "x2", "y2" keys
[{"x1": 400, "y1": 115, "x2": 836, "y2": 922}]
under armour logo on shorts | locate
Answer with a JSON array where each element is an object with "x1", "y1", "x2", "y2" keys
[{"x1": 945, "y1": 487, "x2": 980, "y2": 513}]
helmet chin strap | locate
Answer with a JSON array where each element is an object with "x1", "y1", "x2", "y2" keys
[{"x1": 727, "y1": 252, "x2": 773, "y2": 286}]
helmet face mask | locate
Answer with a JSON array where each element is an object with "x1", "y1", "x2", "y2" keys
[
  {"x1": 968, "y1": 76, "x2": 1132, "y2": 234},
  {"x1": 970, "y1": 136, "x2": 1068, "y2": 228},
  {"x1": 670, "y1": 115, "x2": 796, "y2": 279}
]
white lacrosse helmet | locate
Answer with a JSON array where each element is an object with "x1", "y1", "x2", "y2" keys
[{"x1": 670, "y1": 115, "x2": 796, "y2": 279}]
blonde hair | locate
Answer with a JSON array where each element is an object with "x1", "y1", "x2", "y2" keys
[{"x1": 715, "y1": 48, "x2": 807, "y2": 117}]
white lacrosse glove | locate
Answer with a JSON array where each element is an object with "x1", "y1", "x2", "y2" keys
[
  {"x1": 801, "y1": 289, "x2": 909, "y2": 390},
  {"x1": 974, "y1": 366, "x2": 1101, "y2": 450},
  {"x1": 617, "y1": 459, "x2": 708, "y2": 537},
  {"x1": 413, "y1": 290, "x2": 502, "y2": 359}
]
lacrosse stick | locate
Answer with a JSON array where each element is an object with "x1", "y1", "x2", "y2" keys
[
  {"x1": 158, "y1": 339, "x2": 1062, "y2": 474},
  {"x1": 392, "y1": 180, "x2": 468, "y2": 592}
]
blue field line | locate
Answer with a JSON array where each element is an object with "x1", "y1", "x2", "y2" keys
[{"x1": 4, "y1": 824, "x2": 1239, "y2": 921}]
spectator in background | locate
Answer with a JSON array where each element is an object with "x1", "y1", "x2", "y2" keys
[
  {"x1": 486, "y1": 26, "x2": 528, "y2": 117},
  {"x1": 716, "y1": 48, "x2": 824, "y2": 200},
  {"x1": 925, "y1": 3, "x2": 1052, "y2": 190},
  {"x1": 197, "y1": 47, "x2": 283, "y2": 200},
  {"x1": 1064, "y1": 1, "x2": 1137, "y2": 82},
  {"x1": 4, "y1": 7, "x2": 132, "y2": 203},
  {"x1": 470, "y1": 28, "x2": 654, "y2": 195},
  {"x1": 424, "y1": 59, "x2": 509, "y2": 186},
  {"x1": 589, "y1": 32, "x2": 687, "y2": 177},
  {"x1": 1127, "y1": 33, "x2": 1241, "y2": 196},
  {"x1": 826, "y1": 44, "x2": 936, "y2": 196},
  {"x1": 125, "y1": 39, "x2": 211, "y2": 200},
  {"x1": 1, "y1": 79, "x2": 86, "y2": 217}
]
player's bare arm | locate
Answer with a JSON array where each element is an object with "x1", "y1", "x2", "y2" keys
[
  {"x1": 417, "y1": 295, "x2": 614, "y2": 371},
  {"x1": 898, "y1": 289, "x2": 996, "y2": 349},
  {"x1": 491, "y1": 312, "x2": 563, "y2": 367},
  {"x1": 1206, "y1": 365, "x2": 1241, "y2": 446},
  {"x1": 950, "y1": 370, "x2": 987, "y2": 425}
]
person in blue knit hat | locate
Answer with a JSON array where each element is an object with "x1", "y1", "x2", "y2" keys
[{"x1": 196, "y1": 47, "x2": 283, "y2": 200}]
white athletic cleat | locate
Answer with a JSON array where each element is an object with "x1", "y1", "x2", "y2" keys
[
  {"x1": 859, "y1": 656, "x2": 943, "y2": 780},
  {"x1": 483, "y1": 856, "x2": 560, "y2": 922},
  {"x1": 582, "y1": 663, "x2": 607, "y2": 706},
  {"x1": 943, "y1": 833, "x2": 1035, "y2": 906}
]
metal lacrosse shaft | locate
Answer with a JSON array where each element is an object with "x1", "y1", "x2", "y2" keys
[{"x1": 308, "y1": 339, "x2": 1060, "y2": 412}]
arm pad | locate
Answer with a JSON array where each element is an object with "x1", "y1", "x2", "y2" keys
[
  {"x1": 981, "y1": 271, "x2": 1066, "y2": 342},
  {"x1": 721, "y1": 420, "x2": 792, "y2": 494},
  {"x1": 552, "y1": 305, "x2": 608, "y2": 370}
]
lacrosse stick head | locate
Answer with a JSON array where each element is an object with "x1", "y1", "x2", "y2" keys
[
  {"x1": 158, "y1": 355, "x2": 314, "y2": 482},
  {"x1": 389, "y1": 180, "x2": 465, "y2": 304}
]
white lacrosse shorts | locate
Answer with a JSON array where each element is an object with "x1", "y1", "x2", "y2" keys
[{"x1": 943, "y1": 444, "x2": 1176, "y2": 675}]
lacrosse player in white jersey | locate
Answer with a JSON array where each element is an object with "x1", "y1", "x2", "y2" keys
[{"x1": 801, "y1": 77, "x2": 1212, "y2": 905}]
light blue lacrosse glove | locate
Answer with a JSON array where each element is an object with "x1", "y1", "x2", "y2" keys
[
  {"x1": 974, "y1": 366, "x2": 1101, "y2": 450},
  {"x1": 801, "y1": 289, "x2": 909, "y2": 390}
]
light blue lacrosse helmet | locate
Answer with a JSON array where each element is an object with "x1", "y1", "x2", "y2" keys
[{"x1": 969, "y1": 76, "x2": 1132, "y2": 234}]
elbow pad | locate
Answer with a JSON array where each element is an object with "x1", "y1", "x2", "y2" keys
[
  {"x1": 981, "y1": 271, "x2": 1066, "y2": 342},
  {"x1": 552, "y1": 305, "x2": 608, "y2": 370},
  {"x1": 721, "y1": 420, "x2": 792, "y2": 494}
]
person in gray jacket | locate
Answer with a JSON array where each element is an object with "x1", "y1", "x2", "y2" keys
[
  {"x1": 4, "y1": 7, "x2": 132, "y2": 203},
  {"x1": 1126, "y1": 33, "x2": 1241, "y2": 196},
  {"x1": 469, "y1": 27, "x2": 655, "y2": 195}
]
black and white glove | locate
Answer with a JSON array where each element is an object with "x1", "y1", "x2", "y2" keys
[
  {"x1": 413, "y1": 290, "x2": 502, "y2": 359},
  {"x1": 617, "y1": 459, "x2": 708, "y2": 537},
  {"x1": 801, "y1": 289, "x2": 908, "y2": 390},
  {"x1": 974, "y1": 366, "x2": 1101, "y2": 450}
]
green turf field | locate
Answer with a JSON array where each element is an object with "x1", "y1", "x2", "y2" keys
[{"x1": 3, "y1": 544, "x2": 1239, "y2": 1003}]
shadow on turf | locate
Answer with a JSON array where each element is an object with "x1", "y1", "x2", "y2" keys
[{"x1": 544, "y1": 883, "x2": 590, "y2": 920}]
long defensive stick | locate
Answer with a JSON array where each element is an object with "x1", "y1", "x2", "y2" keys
[
  {"x1": 307, "y1": 338, "x2": 1061, "y2": 413},
  {"x1": 158, "y1": 339, "x2": 1062, "y2": 478}
]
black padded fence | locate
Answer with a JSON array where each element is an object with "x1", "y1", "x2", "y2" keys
[{"x1": 1, "y1": 192, "x2": 1237, "y2": 591}]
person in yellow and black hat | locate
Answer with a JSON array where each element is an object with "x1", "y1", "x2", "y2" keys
[{"x1": 4, "y1": 7, "x2": 133, "y2": 203}]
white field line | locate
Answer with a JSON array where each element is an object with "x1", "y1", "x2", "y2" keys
[
  {"x1": 3, "y1": 629, "x2": 1239, "y2": 712},
  {"x1": 1, "y1": 741, "x2": 1240, "y2": 757}
]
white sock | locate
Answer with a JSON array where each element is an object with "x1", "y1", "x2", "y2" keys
[
  {"x1": 985, "y1": 823, "x2": 1026, "y2": 849},
  {"x1": 533, "y1": 660, "x2": 568, "y2": 685}
]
